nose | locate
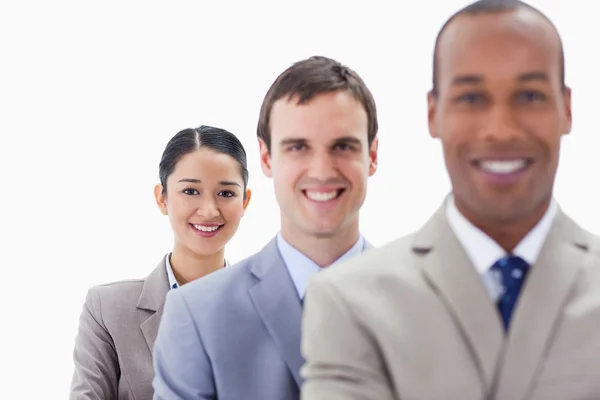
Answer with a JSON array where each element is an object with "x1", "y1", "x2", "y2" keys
[
  {"x1": 306, "y1": 150, "x2": 338, "y2": 180},
  {"x1": 481, "y1": 105, "x2": 524, "y2": 143},
  {"x1": 196, "y1": 198, "x2": 220, "y2": 219}
]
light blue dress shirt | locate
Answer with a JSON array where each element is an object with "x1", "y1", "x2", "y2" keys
[{"x1": 276, "y1": 232, "x2": 365, "y2": 299}]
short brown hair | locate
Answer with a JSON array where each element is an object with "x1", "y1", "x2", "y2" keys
[{"x1": 257, "y1": 56, "x2": 378, "y2": 151}]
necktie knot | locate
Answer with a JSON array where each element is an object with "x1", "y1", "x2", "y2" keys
[
  {"x1": 491, "y1": 255, "x2": 530, "y2": 331},
  {"x1": 492, "y1": 255, "x2": 529, "y2": 286}
]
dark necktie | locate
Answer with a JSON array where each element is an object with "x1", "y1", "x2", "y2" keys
[{"x1": 491, "y1": 255, "x2": 530, "y2": 331}]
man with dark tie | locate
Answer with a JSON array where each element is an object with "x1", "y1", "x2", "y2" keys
[{"x1": 301, "y1": 1, "x2": 600, "y2": 399}]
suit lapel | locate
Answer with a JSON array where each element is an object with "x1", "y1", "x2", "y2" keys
[
  {"x1": 413, "y1": 206, "x2": 504, "y2": 393},
  {"x1": 137, "y1": 256, "x2": 170, "y2": 353},
  {"x1": 140, "y1": 306, "x2": 164, "y2": 352},
  {"x1": 249, "y1": 239, "x2": 304, "y2": 387},
  {"x1": 494, "y1": 210, "x2": 590, "y2": 400},
  {"x1": 248, "y1": 236, "x2": 372, "y2": 388}
]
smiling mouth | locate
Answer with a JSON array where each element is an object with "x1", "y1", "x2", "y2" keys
[
  {"x1": 190, "y1": 224, "x2": 224, "y2": 233},
  {"x1": 471, "y1": 158, "x2": 534, "y2": 174},
  {"x1": 302, "y1": 189, "x2": 346, "y2": 202}
]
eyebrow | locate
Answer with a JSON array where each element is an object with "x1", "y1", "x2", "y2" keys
[
  {"x1": 177, "y1": 178, "x2": 241, "y2": 187},
  {"x1": 452, "y1": 74, "x2": 483, "y2": 85},
  {"x1": 451, "y1": 71, "x2": 550, "y2": 86},
  {"x1": 279, "y1": 136, "x2": 363, "y2": 147},
  {"x1": 279, "y1": 138, "x2": 306, "y2": 148},
  {"x1": 517, "y1": 72, "x2": 549, "y2": 83},
  {"x1": 333, "y1": 136, "x2": 362, "y2": 146}
]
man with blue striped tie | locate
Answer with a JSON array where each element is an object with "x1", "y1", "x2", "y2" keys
[{"x1": 301, "y1": 1, "x2": 600, "y2": 399}]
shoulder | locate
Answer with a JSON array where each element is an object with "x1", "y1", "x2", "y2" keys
[
  {"x1": 84, "y1": 265, "x2": 162, "y2": 325},
  {"x1": 582, "y1": 227, "x2": 600, "y2": 254},
  {"x1": 313, "y1": 234, "x2": 418, "y2": 292},
  {"x1": 558, "y1": 210, "x2": 600, "y2": 258},
  {"x1": 87, "y1": 278, "x2": 145, "y2": 307},
  {"x1": 174, "y1": 252, "x2": 259, "y2": 303}
]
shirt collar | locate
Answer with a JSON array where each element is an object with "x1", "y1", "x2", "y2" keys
[
  {"x1": 445, "y1": 195, "x2": 558, "y2": 274},
  {"x1": 276, "y1": 232, "x2": 365, "y2": 299},
  {"x1": 165, "y1": 254, "x2": 179, "y2": 290},
  {"x1": 165, "y1": 254, "x2": 229, "y2": 290}
]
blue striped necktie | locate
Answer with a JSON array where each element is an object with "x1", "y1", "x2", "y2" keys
[{"x1": 491, "y1": 255, "x2": 530, "y2": 330}]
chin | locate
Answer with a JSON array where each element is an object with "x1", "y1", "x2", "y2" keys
[
  {"x1": 186, "y1": 243, "x2": 219, "y2": 257},
  {"x1": 305, "y1": 223, "x2": 345, "y2": 238},
  {"x1": 478, "y1": 200, "x2": 530, "y2": 223}
]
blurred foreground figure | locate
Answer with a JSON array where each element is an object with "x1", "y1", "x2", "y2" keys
[{"x1": 301, "y1": 1, "x2": 600, "y2": 399}]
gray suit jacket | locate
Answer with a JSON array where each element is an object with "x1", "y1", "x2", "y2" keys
[
  {"x1": 301, "y1": 205, "x2": 600, "y2": 400},
  {"x1": 70, "y1": 257, "x2": 169, "y2": 400},
  {"x1": 152, "y1": 237, "x2": 371, "y2": 400}
]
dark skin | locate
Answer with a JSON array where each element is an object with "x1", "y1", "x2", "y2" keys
[{"x1": 428, "y1": 8, "x2": 572, "y2": 252}]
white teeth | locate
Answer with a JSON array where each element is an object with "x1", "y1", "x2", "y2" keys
[
  {"x1": 305, "y1": 190, "x2": 338, "y2": 202},
  {"x1": 193, "y1": 224, "x2": 220, "y2": 232},
  {"x1": 480, "y1": 159, "x2": 526, "y2": 174}
]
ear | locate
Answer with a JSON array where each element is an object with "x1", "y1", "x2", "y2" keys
[
  {"x1": 562, "y1": 86, "x2": 572, "y2": 135},
  {"x1": 368, "y1": 136, "x2": 379, "y2": 177},
  {"x1": 243, "y1": 188, "x2": 252, "y2": 212},
  {"x1": 154, "y1": 184, "x2": 168, "y2": 215},
  {"x1": 427, "y1": 90, "x2": 439, "y2": 138},
  {"x1": 258, "y1": 138, "x2": 273, "y2": 178}
]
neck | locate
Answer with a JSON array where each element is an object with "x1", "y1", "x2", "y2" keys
[
  {"x1": 170, "y1": 244, "x2": 225, "y2": 286},
  {"x1": 280, "y1": 220, "x2": 360, "y2": 268},
  {"x1": 455, "y1": 196, "x2": 552, "y2": 253}
]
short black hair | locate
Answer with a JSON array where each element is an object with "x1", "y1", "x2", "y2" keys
[
  {"x1": 431, "y1": 0, "x2": 565, "y2": 95},
  {"x1": 257, "y1": 55, "x2": 378, "y2": 151},
  {"x1": 159, "y1": 125, "x2": 248, "y2": 196}
]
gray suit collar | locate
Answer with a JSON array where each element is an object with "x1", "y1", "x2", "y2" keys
[
  {"x1": 248, "y1": 236, "x2": 372, "y2": 388},
  {"x1": 412, "y1": 200, "x2": 587, "y2": 252},
  {"x1": 494, "y1": 207, "x2": 590, "y2": 399},
  {"x1": 137, "y1": 256, "x2": 170, "y2": 353},
  {"x1": 412, "y1": 205, "x2": 505, "y2": 391},
  {"x1": 137, "y1": 256, "x2": 170, "y2": 312},
  {"x1": 411, "y1": 202, "x2": 591, "y2": 396},
  {"x1": 249, "y1": 238, "x2": 305, "y2": 387}
]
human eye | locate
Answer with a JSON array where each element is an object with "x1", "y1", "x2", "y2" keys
[{"x1": 218, "y1": 190, "x2": 236, "y2": 198}]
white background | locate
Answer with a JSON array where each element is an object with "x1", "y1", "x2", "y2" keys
[{"x1": 1, "y1": 0, "x2": 598, "y2": 397}]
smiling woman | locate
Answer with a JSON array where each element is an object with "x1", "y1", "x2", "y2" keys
[
  {"x1": 69, "y1": 125, "x2": 251, "y2": 400},
  {"x1": 155, "y1": 126, "x2": 251, "y2": 285}
]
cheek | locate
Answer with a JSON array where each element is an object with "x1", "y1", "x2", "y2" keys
[
  {"x1": 167, "y1": 197, "x2": 195, "y2": 222},
  {"x1": 521, "y1": 116, "x2": 562, "y2": 153},
  {"x1": 438, "y1": 116, "x2": 476, "y2": 158},
  {"x1": 273, "y1": 163, "x2": 299, "y2": 190},
  {"x1": 343, "y1": 159, "x2": 370, "y2": 185},
  {"x1": 221, "y1": 202, "x2": 245, "y2": 224}
]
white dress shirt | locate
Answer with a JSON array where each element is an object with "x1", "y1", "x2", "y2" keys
[{"x1": 445, "y1": 195, "x2": 558, "y2": 302}]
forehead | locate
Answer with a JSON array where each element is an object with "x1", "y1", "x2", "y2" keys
[
  {"x1": 270, "y1": 91, "x2": 368, "y2": 143},
  {"x1": 436, "y1": 9, "x2": 562, "y2": 89},
  {"x1": 170, "y1": 148, "x2": 242, "y2": 182}
]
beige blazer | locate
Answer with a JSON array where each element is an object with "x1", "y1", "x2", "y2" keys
[
  {"x1": 70, "y1": 257, "x2": 169, "y2": 400},
  {"x1": 301, "y1": 205, "x2": 600, "y2": 400}
]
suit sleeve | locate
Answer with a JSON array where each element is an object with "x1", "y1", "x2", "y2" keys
[
  {"x1": 69, "y1": 289, "x2": 120, "y2": 400},
  {"x1": 300, "y1": 275, "x2": 396, "y2": 400},
  {"x1": 152, "y1": 289, "x2": 216, "y2": 399}
]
